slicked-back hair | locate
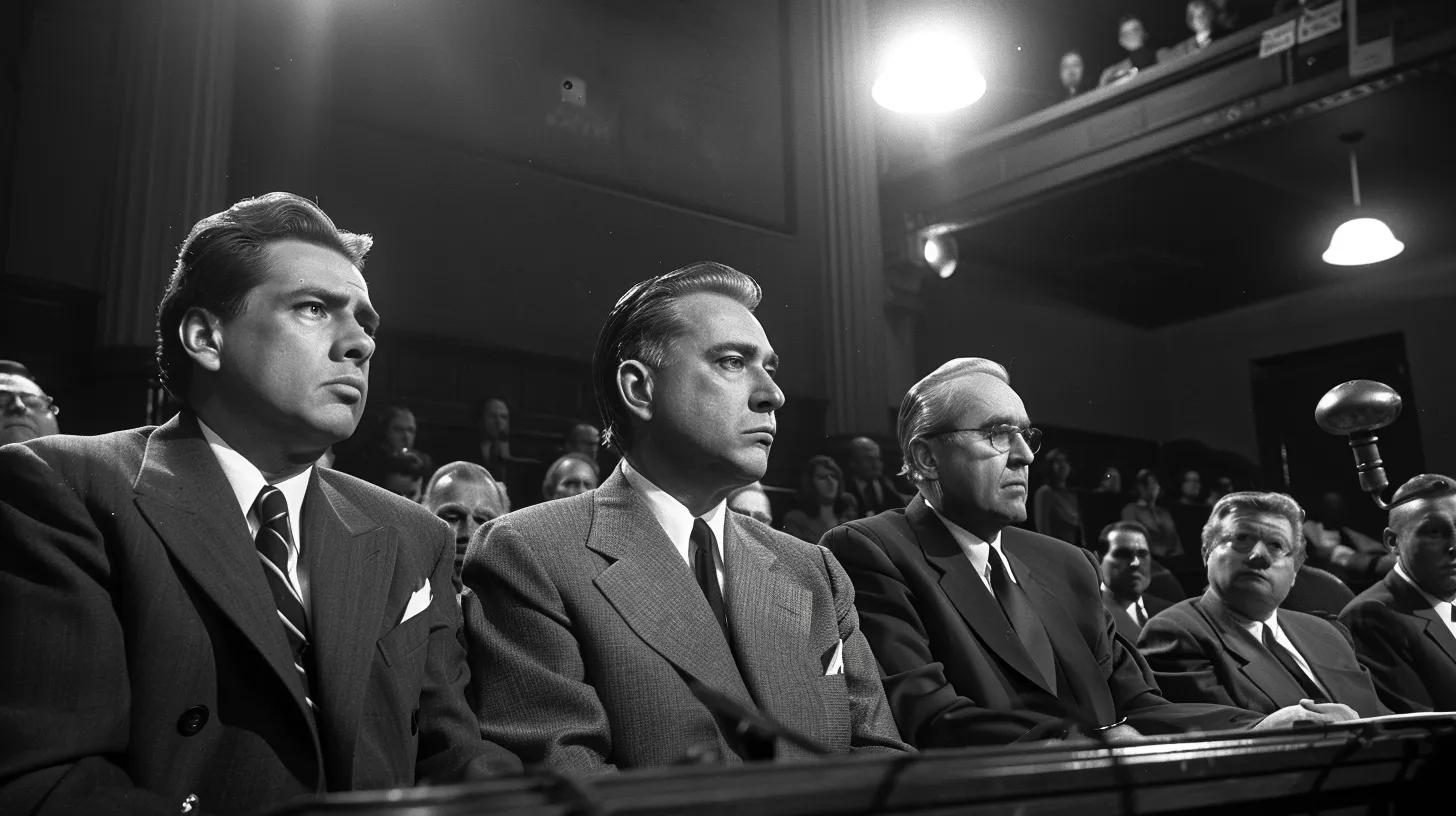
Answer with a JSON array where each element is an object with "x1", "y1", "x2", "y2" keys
[
  {"x1": 155, "y1": 192, "x2": 372, "y2": 401},
  {"x1": 1388, "y1": 473, "x2": 1456, "y2": 517},
  {"x1": 1096, "y1": 520, "x2": 1151, "y2": 556},
  {"x1": 896, "y1": 357, "x2": 1011, "y2": 486},
  {"x1": 591, "y1": 261, "x2": 762, "y2": 453},
  {"x1": 1200, "y1": 491, "x2": 1306, "y2": 564}
]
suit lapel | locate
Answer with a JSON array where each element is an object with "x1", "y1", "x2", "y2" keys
[
  {"x1": 908, "y1": 500, "x2": 1054, "y2": 694},
  {"x1": 723, "y1": 514, "x2": 813, "y2": 716},
  {"x1": 301, "y1": 472, "x2": 394, "y2": 778},
  {"x1": 1102, "y1": 589, "x2": 1140, "y2": 643},
  {"x1": 1198, "y1": 590, "x2": 1301, "y2": 708},
  {"x1": 132, "y1": 414, "x2": 321, "y2": 739},
  {"x1": 1385, "y1": 572, "x2": 1456, "y2": 666},
  {"x1": 587, "y1": 471, "x2": 755, "y2": 709},
  {"x1": 1005, "y1": 539, "x2": 1079, "y2": 696}
]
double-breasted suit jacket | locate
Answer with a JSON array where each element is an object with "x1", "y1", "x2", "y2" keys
[
  {"x1": 1138, "y1": 589, "x2": 1387, "y2": 715},
  {"x1": 461, "y1": 467, "x2": 909, "y2": 774},
  {"x1": 1340, "y1": 570, "x2": 1456, "y2": 712},
  {"x1": 0, "y1": 414, "x2": 516, "y2": 815},
  {"x1": 822, "y1": 497, "x2": 1262, "y2": 748}
]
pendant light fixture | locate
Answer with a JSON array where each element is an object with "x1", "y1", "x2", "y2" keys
[{"x1": 1322, "y1": 131, "x2": 1404, "y2": 266}]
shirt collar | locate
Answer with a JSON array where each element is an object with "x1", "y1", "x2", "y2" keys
[
  {"x1": 197, "y1": 418, "x2": 312, "y2": 527},
  {"x1": 620, "y1": 457, "x2": 727, "y2": 553},
  {"x1": 924, "y1": 497, "x2": 1013, "y2": 584},
  {"x1": 1394, "y1": 561, "x2": 1456, "y2": 614},
  {"x1": 1222, "y1": 599, "x2": 1281, "y2": 640}
]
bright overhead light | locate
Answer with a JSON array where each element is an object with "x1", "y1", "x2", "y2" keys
[
  {"x1": 1322, "y1": 131, "x2": 1404, "y2": 267},
  {"x1": 922, "y1": 234, "x2": 958, "y2": 278},
  {"x1": 1322, "y1": 218, "x2": 1405, "y2": 266},
  {"x1": 872, "y1": 31, "x2": 986, "y2": 114}
]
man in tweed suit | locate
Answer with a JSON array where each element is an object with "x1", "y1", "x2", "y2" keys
[{"x1": 462, "y1": 262, "x2": 909, "y2": 773}]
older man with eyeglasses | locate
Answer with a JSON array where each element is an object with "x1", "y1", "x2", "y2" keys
[
  {"x1": 823, "y1": 357, "x2": 1356, "y2": 748},
  {"x1": 1138, "y1": 492, "x2": 1384, "y2": 716},
  {"x1": 0, "y1": 360, "x2": 61, "y2": 446}
]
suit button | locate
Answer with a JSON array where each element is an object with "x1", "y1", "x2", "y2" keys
[
  {"x1": 180, "y1": 793, "x2": 199, "y2": 814},
  {"x1": 410, "y1": 708, "x2": 420, "y2": 735},
  {"x1": 177, "y1": 706, "x2": 209, "y2": 736}
]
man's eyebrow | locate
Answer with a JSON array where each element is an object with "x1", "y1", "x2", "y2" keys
[
  {"x1": 705, "y1": 342, "x2": 776, "y2": 362},
  {"x1": 291, "y1": 285, "x2": 381, "y2": 327}
]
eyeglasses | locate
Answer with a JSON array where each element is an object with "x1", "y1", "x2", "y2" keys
[
  {"x1": 925, "y1": 424, "x2": 1042, "y2": 454},
  {"x1": 1218, "y1": 534, "x2": 1296, "y2": 560},
  {"x1": 0, "y1": 389, "x2": 59, "y2": 416}
]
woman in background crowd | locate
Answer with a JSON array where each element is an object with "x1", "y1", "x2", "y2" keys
[{"x1": 782, "y1": 455, "x2": 859, "y2": 543}]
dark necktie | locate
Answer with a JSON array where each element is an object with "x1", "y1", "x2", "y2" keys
[
  {"x1": 255, "y1": 486, "x2": 316, "y2": 711},
  {"x1": 986, "y1": 547, "x2": 1057, "y2": 690},
  {"x1": 1261, "y1": 624, "x2": 1326, "y2": 703},
  {"x1": 1134, "y1": 601, "x2": 1149, "y2": 628},
  {"x1": 691, "y1": 518, "x2": 729, "y2": 638}
]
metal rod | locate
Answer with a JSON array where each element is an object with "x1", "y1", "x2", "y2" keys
[{"x1": 1348, "y1": 147, "x2": 1362, "y2": 208}]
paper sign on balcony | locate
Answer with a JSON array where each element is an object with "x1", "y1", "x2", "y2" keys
[
  {"x1": 1259, "y1": 20, "x2": 1296, "y2": 58},
  {"x1": 1297, "y1": 2, "x2": 1343, "y2": 43}
]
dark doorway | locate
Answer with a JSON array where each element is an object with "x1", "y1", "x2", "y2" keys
[{"x1": 1251, "y1": 333, "x2": 1425, "y2": 538}]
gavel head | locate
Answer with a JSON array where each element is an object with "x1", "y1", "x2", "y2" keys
[{"x1": 1315, "y1": 380, "x2": 1403, "y2": 508}]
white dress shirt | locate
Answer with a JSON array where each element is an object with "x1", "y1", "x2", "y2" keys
[
  {"x1": 1230, "y1": 607, "x2": 1326, "y2": 696},
  {"x1": 1126, "y1": 598, "x2": 1150, "y2": 625},
  {"x1": 925, "y1": 499, "x2": 1017, "y2": 591},
  {"x1": 620, "y1": 459, "x2": 727, "y2": 593},
  {"x1": 1393, "y1": 562, "x2": 1456, "y2": 642},
  {"x1": 199, "y1": 419, "x2": 314, "y2": 620}
]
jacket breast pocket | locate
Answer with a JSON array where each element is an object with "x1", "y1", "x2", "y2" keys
[{"x1": 376, "y1": 611, "x2": 432, "y2": 668}]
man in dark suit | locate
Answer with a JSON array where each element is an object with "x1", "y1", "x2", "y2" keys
[
  {"x1": 1095, "y1": 521, "x2": 1174, "y2": 643},
  {"x1": 1139, "y1": 492, "x2": 1383, "y2": 716},
  {"x1": 844, "y1": 436, "x2": 909, "y2": 517},
  {"x1": 0, "y1": 193, "x2": 518, "y2": 815},
  {"x1": 823, "y1": 357, "x2": 1355, "y2": 748},
  {"x1": 1340, "y1": 474, "x2": 1456, "y2": 712},
  {"x1": 463, "y1": 262, "x2": 909, "y2": 774}
]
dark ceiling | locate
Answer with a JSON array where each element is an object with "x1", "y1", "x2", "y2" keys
[{"x1": 946, "y1": 68, "x2": 1456, "y2": 328}]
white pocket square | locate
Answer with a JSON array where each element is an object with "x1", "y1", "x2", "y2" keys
[
  {"x1": 400, "y1": 580, "x2": 432, "y2": 624},
  {"x1": 825, "y1": 639, "x2": 845, "y2": 676}
]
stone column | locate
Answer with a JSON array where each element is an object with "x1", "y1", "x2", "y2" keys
[
  {"x1": 816, "y1": 0, "x2": 894, "y2": 436},
  {"x1": 100, "y1": 0, "x2": 236, "y2": 348}
]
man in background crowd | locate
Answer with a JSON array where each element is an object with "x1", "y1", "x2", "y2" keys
[{"x1": 0, "y1": 360, "x2": 61, "y2": 445}]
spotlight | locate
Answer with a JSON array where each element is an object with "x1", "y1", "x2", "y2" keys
[
  {"x1": 872, "y1": 31, "x2": 986, "y2": 114},
  {"x1": 922, "y1": 234, "x2": 958, "y2": 278}
]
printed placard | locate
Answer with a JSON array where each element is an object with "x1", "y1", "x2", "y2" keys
[{"x1": 1259, "y1": 20, "x2": 1297, "y2": 58}]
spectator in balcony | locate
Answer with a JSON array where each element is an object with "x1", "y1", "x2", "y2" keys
[
  {"x1": 1033, "y1": 448, "x2": 1082, "y2": 547},
  {"x1": 782, "y1": 454, "x2": 859, "y2": 544},
  {"x1": 1058, "y1": 50, "x2": 1086, "y2": 98},
  {"x1": 1098, "y1": 14, "x2": 1157, "y2": 87},
  {"x1": 0, "y1": 360, "x2": 61, "y2": 446},
  {"x1": 1159, "y1": 0, "x2": 1218, "y2": 63}
]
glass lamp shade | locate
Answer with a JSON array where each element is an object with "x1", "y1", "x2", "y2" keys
[{"x1": 1322, "y1": 217, "x2": 1405, "y2": 266}]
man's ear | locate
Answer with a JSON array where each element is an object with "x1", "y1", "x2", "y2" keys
[
  {"x1": 907, "y1": 437, "x2": 938, "y2": 483},
  {"x1": 617, "y1": 360, "x2": 654, "y2": 424},
  {"x1": 179, "y1": 307, "x2": 224, "y2": 373},
  {"x1": 1383, "y1": 527, "x2": 1398, "y2": 554}
]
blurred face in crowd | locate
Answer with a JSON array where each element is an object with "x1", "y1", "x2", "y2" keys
[
  {"x1": 1206, "y1": 510, "x2": 1300, "y2": 621},
  {"x1": 1188, "y1": 0, "x2": 1214, "y2": 35},
  {"x1": 920, "y1": 374, "x2": 1035, "y2": 540},
  {"x1": 1138, "y1": 475, "x2": 1161, "y2": 503},
  {"x1": 382, "y1": 472, "x2": 422, "y2": 503},
  {"x1": 848, "y1": 437, "x2": 883, "y2": 482},
  {"x1": 1180, "y1": 470, "x2": 1202, "y2": 501},
  {"x1": 1101, "y1": 529, "x2": 1152, "y2": 602},
  {"x1": 1118, "y1": 18, "x2": 1147, "y2": 52},
  {"x1": 1047, "y1": 451, "x2": 1072, "y2": 485},
  {"x1": 1059, "y1": 51, "x2": 1084, "y2": 90},
  {"x1": 547, "y1": 457, "x2": 599, "y2": 499},
  {"x1": 425, "y1": 473, "x2": 508, "y2": 574},
  {"x1": 566, "y1": 423, "x2": 600, "y2": 457},
  {"x1": 189, "y1": 240, "x2": 378, "y2": 462},
  {"x1": 630, "y1": 291, "x2": 783, "y2": 496},
  {"x1": 812, "y1": 463, "x2": 840, "y2": 505},
  {"x1": 384, "y1": 408, "x2": 416, "y2": 451},
  {"x1": 481, "y1": 398, "x2": 510, "y2": 441},
  {"x1": 0, "y1": 372, "x2": 60, "y2": 445},
  {"x1": 728, "y1": 487, "x2": 773, "y2": 525},
  {"x1": 1387, "y1": 494, "x2": 1456, "y2": 601}
]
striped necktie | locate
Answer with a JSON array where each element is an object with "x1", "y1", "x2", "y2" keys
[{"x1": 254, "y1": 485, "x2": 316, "y2": 711}]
